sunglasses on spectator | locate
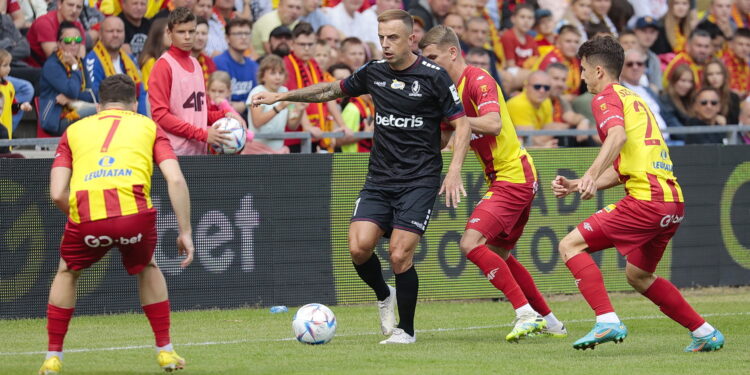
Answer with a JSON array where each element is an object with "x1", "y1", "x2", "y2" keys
[
  {"x1": 699, "y1": 100, "x2": 719, "y2": 106},
  {"x1": 532, "y1": 84, "x2": 551, "y2": 92},
  {"x1": 625, "y1": 61, "x2": 645, "y2": 68},
  {"x1": 60, "y1": 36, "x2": 82, "y2": 44}
]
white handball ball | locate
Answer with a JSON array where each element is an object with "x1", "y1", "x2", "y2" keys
[
  {"x1": 292, "y1": 303, "x2": 337, "y2": 345},
  {"x1": 210, "y1": 117, "x2": 246, "y2": 154}
]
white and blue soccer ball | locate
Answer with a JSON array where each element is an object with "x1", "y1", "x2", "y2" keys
[
  {"x1": 292, "y1": 303, "x2": 337, "y2": 345},
  {"x1": 210, "y1": 117, "x2": 246, "y2": 154}
]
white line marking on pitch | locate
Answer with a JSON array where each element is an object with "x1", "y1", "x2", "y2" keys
[{"x1": 1, "y1": 311, "x2": 747, "y2": 356}]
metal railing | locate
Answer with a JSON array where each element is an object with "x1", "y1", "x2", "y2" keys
[{"x1": 2, "y1": 126, "x2": 749, "y2": 153}]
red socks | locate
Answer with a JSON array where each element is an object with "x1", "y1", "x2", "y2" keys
[
  {"x1": 143, "y1": 300, "x2": 171, "y2": 347},
  {"x1": 506, "y1": 255, "x2": 551, "y2": 316},
  {"x1": 467, "y1": 245, "x2": 528, "y2": 309},
  {"x1": 565, "y1": 253, "x2": 615, "y2": 315},
  {"x1": 642, "y1": 277, "x2": 705, "y2": 330},
  {"x1": 47, "y1": 304, "x2": 74, "y2": 352}
]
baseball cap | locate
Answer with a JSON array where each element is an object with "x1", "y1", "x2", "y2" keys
[
  {"x1": 635, "y1": 16, "x2": 659, "y2": 30},
  {"x1": 270, "y1": 25, "x2": 292, "y2": 39},
  {"x1": 535, "y1": 8, "x2": 552, "y2": 21}
]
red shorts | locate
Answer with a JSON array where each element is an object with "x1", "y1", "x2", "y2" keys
[
  {"x1": 579, "y1": 195, "x2": 685, "y2": 273},
  {"x1": 466, "y1": 180, "x2": 537, "y2": 250},
  {"x1": 60, "y1": 210, "x2": 157, "y2": 275}
]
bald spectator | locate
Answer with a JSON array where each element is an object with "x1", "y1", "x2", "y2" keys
[
  {"x1": 507, "y1": 71, "x2": 558, "y2": 148},
  {"x1": 324, "y1": 0, "x2": 380, "y2": 50},
  {"x1": 85, "y1": 17, "x2": 148, "y2": 115},
  {"x1": 300, "y1": 0, "x2": 329, "y2": 30},
  {"x1": 662, "y1": 28, "x2": 712, "y2": 88},
  {"x1": 316, "y1": 24, "x2": 342, "y2": 61},
  {"x1": 26, "y1": 0, "x2": 86, "y2": 67},
  {"x1": 252, "y1": 0, "x2": 303, "y2": 58},
  {"x1": 408, "y1": 0, "x2": 452, "y2": 31},
  {"x1": 119, "y1": 0, "x2": 150, "y2": 58},
  {"x1": 363, "y1": 0, "x2": 403, "y2": 18}
]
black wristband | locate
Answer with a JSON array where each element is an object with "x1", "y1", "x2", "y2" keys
[{"x1": 273, "y1": 106, "x2": 280, "y2": 114}]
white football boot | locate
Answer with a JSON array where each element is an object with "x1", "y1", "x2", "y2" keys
[{"x1": 377, "y1": 285, "x2": 397, "y2": 335}]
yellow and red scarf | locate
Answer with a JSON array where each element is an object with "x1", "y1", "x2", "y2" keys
[
  {"x1": 57, "y1": 50, "x2": 85, "y2": 122},
  {"x1": 288, "y1": 53, "x2": 333, "y2": 151},
  {"x1": 92, "y1": 41, "x2": 142, "y2": 93},
  {"x1": 481, "y1": 10, "x2": 505, "y2": 68}
]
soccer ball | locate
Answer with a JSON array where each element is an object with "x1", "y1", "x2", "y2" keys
[
  {"x1": 292, "y1": 303, "x2": 337, "y2": 345},
  {"x1": 209, "y1": 117, "x2": 246, "y2": 154}
]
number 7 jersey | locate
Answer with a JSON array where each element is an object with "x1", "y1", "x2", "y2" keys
[{"x1": 592, "y1": 83, "x2": 683, "y2": 202}]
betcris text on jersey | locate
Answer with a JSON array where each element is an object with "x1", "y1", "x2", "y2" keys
[{"x1": 375, "y1": 112, "x2": 424, "y2": 128}]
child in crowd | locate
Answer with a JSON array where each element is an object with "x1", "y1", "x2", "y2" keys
[
  {"x1": 0, "y1": 49, "x2": 32, "y2": 143},
  {"x1": 206, "y1": 71, "x2": 256, "y2": 152}
]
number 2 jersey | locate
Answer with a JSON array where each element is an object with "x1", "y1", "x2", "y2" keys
[
  {"x1": 592, "y1": 83, "x2": 683, "y2": 202},
  {"x1": 456, "y1": 65, "x2": 536, "y2": 184},
  {"x1": 340, "y1": 56, "x2": 465, "y2": 187},
  {"x1": 52, "y1": 109, "x2": 177, "y2": 223}
]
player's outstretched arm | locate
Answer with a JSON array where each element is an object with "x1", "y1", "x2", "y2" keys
[
  {"x1": 252, "y1": 81, "x2": 346, "y2": 106},
  {"x1": 440, "y1": 116, "x2": 471, "y2": 208},
  {"x1": 468, "y1": 111, "x2": 501, "y2": 136},
  {"x1": 158, "y1": 159, "x2": 194, "y2": 268},
  {"x1": 579, "y1": 126, "x2": 627, "y2": 200},
  {"x1": 595, "y1": 166, "x2": 622, "y2": 191},
  {"x1": 50, "y1": 167, "x2": 72, "y2": 215}
]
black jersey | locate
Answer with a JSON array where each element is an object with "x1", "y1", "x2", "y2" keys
[{"x1": 340, "y1": 55, "x2": 465, "y2": 187}]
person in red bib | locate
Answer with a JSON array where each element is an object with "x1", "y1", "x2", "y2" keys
[
  {"x1": 421, "y1": 25, "x2": 566, "y2": 343},
  {"x1": 39, "y1": 74, "x2": 195, "y2": 374},
  {"x1": 551, "y1": 35, "x2": 724, "y2": 352}
]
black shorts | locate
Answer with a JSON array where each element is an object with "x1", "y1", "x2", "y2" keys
[{"x1": 351, "y1": 185, "x2": 439, "y2": 237}]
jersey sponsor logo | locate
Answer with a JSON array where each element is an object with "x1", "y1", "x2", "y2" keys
[
  {"x1": 583, "y1": 222, "x2": 593, "y2": 232},
  {"x1": 390, "y1": 79, "x2": 406, "y2": 90},
  {"x1": 374, "y1": 80, "x2": 386, "y2": 87},
  {"x1": 449, "y1": 84, "x2": 460, "y2": 102},
  {"x1": 83, "y1": 168, "x2": 134, "y2": 182},
  {"x1": 480, "y1": 85, "x2": 488, "y2": 93},
  {"x1": 98, "y1": 156, "x2": 115, "y2": 168},
  {"x1": 660, "y1": 150, "x2": 669, "y2": 160},
  {"x1": 660, "y1": 214, "x2": 684, "y2": 227},
  {"x1": 409, "y1": 80, "x2": 422, "y2": 97},
  {"x1": 375, "y1": 112, "x2": 424, "y2": 128},
  {"x1": 84, "y1": 233, "x2": 143, "y2": 247},
  {"x1": 652, "y1": 161, "x2": 673, "y2": 172},
  {"x1": 485, "y1": 267, "x2": 499, "y2": 281},
  {"x1": 469, "y1": 217, "x2": 481, "y2": 223}
]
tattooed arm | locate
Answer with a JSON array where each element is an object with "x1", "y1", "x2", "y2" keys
[{"x1": 251, "y1": 81, "x2": 347, "y2": 106}]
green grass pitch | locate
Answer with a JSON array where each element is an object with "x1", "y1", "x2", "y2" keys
[{"x1": 2, "y1": 287, "x2": 748, "y2": 374}]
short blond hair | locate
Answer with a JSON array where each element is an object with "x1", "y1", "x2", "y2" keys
[
  {"x1": 419, "y1": 25, "x2": 460, "y2": 50},
  {"x1": 207, "y1": 71, "x2": 231, "y2": 90},
  {"x1": 256, "y1": 54, "x2": 287, "y2": 85},
  {"x1": 0, "y1": 49, "x2": 11, "y2": 64}
]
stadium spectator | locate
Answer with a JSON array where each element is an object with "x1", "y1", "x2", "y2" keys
[
  {"x1": 661, "y1": 28, "x2": 711, "y2": 88},
  {"x1": 1, "y1": 0, "x2": 26, "y2": 30},
  {"x1": 269, "y1": 25, "x2": 293, "y2": 57},
  {"x1": 119, "y1": 0, "x2": 151, "y2": 58},
  {"x1": 739, "y1": 100, "x2": 750, "y2": 143},
  {"x1": 685, "y1": 87, "x2": 727, "y2": 144},
  {"x1": 697, "y1": 0, "x2": 733, "y2": 40},
  {"x1": 652, "y1": 0, "x2": 697, "y2": 54},
  {"x1": 192, "y1": 0, "x2": 213, "y2": 19},
  {"x1": 633, "y1": 16, "x2": 664, "y2": 92},
  {"x1": 443, "y1": 13, "x2": 467, "y2": 39},
  {"x1": 246, "y1": 54, "x2": 305, "y2": 153},
  {"x1": 324, "y1": 0, "x2": 380, "y2": 50},
  {"x1": 214, "y1": 18, "x2": 259, "y2": 114},
  {"x1": 618, "y1": 29, "x2": 640, "y2": 52},
  {"x1": 590, "y1": 0, "x2": 617, "y2": 36},
  {"x1": 38, "y1": 22, "x2": 97, "y2": 136},
  {"x1": 507, "y1": 71, "x2": 558, "y2": 148},
  {"x1": 533, "y1": 8, "x2": 556, "y2": 49},
  {"x1": 283, "y1": 22, "x2": 346, "y2": 153},
  {"x1": 701, "y1": 58, "x2": 740, "y2": 125},
  {"x1": 153, "y1": 0, "x2": 201, "y2": 20},
  {"x1": 314, "y1": 39, "x2": 333, "y2": 71},
  {"x1": 719, "y1": 27, "x2": 750, "y2": 98},
  {"x1": 252, "y1": 0, "x2": 303, "y2": 58},
  {"x1": 316, "y1": 24, "x2": 342, "y2": 61},
  {"x1": 0, "y1": 49, "x2": 32, "y2": 141},
  {"x1": 26, "y1": 0, "x2": 86, "y2": 68},
  {"x1": 327, "y1": 62, "x2": 352, "y2": 80},
  {"x1": 244, "y1": 0, "x2": 274, "y2": 21},
  {"x1": 75, "y1": 1, "x2": 105, "y2": 51},
  {"x1": 620, "y1": 49, "x2": 670, "y2": 143},
  {"x1": 558, "y1": 0, "x2": 592, "y2": 43},
  {"x1": 0, "y1": 16, "x2": 35, "y2": 131},
  {"x1": 363, "y1": 0, "x2": 403, "y2": 18},
  {"x1": 205, "y1": 0, "x2": 235, "y2": 56},
  {"x1": 410, "y1": 15, "x2": 426, "y2": 52},
  {"x1": 300, "y1": 0, "x2": 330, "y2": 31},
  {"x1": 138, "y1": 18, "x2": 170, "y2": 92},
  {"x1": 452, "y1": 0, "x2": 476, "y2": 21},
  {"x1": 628, "y1": 0, "x2": 669, "y2": 27},
  {"x1": 465, "y1": 47, "x2": 491, "y2": 72},
  {"x1": 606, "y1": 0, "x2": 633, "y2": 32},
  {"x1": 533, "y1": 25, "x2": 582, "y2": 96},
  {"x1": 38, "y1": 74, "x2": 195, "y2": 375},
  {"x1": 0, "y1": 13, "x2": 28, "y2": 63},
  {"x1": 206, "y1": 71, "x2": 236, "y2": 114},
  {"x1": 408, "y1": 0, "x2": 452, "y2": 31},
  {"x1": 659, "y1": 64, "x2": 693, "y2": 142},
  {"x1": 547, "y1": 62, "x2": 595, "y2": 146},
  {"x1": 463, "y1": 17, "x2": 504, "y2": 85},
  {"x1": 500, "y1": 4, "x2": 538, "y2": 69},
  {"x1": 148, "y1": 7, "x2": 241, "y2": 155},
  {"x1": 339, "y1": 37, "x2": 367, "y2": 72},
  {"x1": 18, "y1": 0, "x2": 48, "y2": 28},
  {"x1": 0, "y1": 91, "x2": 7, "y2": 154},
  {"x1": 731, "y1": 0, "x2": 750, "y2": 30},
  {"x1": 193, "y1": 17, "x2": 217, "y2": 85},
  {"x1": 85, "y1": 17, "x2": 148, "y2": 116},
  {"x1": 698, "y1": 20, "x2": 730, "y2": 56}
]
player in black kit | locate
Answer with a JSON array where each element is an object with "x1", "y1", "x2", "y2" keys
[{"x1": 252, "y1": 9, "x2": 471, "y2": 344}]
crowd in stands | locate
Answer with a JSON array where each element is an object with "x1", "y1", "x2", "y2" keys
[{"x1": 2, "y1": 0, "x2": 750, "y2": 156}]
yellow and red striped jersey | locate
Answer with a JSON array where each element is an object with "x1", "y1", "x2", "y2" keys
[
  {"x1": 52, "y1": 109, "x2": 177, "y2": 223},
  {"x1": 592, "y1": 84, "x2": 683, "y2": 202},
  {"x1": 458, "y1": 65, "x2": 536, "y2": 184}
]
